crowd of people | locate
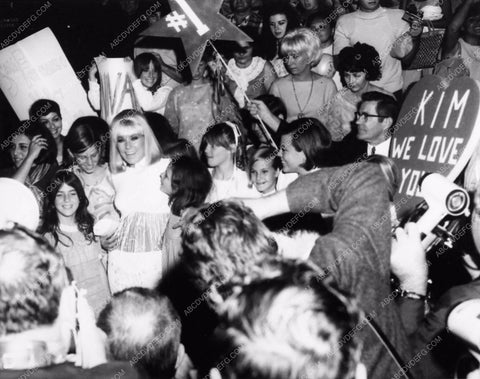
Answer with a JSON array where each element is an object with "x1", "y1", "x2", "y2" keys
[{"x1": 0, "y1": 0, "x2": 480, "y2": 378}]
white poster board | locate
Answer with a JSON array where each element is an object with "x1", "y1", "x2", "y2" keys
[
  {"x1": 96, "y1": 57, "x2": 140, "y2": 124},
  {"x1": 0, "y1": 28, "x2": 95, "y2": 135}
]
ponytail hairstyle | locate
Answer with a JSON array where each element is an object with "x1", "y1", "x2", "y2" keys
[
  {"x1": 200, "y1": 122, "x2": 247, "y2": 171},
  {"x1": 40, "y1": 171, "x2": 95, "y2": 247}
]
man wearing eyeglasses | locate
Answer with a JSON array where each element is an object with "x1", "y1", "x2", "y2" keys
[{"x1": 355, "y1": 91, "x2": 399, "y2": 157}]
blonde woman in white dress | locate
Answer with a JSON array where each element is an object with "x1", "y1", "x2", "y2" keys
[{"x1": 107, "y1": 110, "x2": 170, "y2": 293}]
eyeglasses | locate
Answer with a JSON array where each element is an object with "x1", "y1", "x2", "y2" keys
[{"x1": 355, "y1": 112, "x2": 385, "y2": 120}]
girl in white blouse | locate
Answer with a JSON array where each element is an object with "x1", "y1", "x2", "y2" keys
[{"x1": 200, "y1": 123, "x2": 257, "y2": 202}]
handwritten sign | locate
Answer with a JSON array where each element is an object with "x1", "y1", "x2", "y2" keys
[
  {"x1": 140, "y1": 0, "x2": 251, "y2": 76},
  {"x1": 0, "y1": 28, "x2": 95, "y2": 135},
  {"x1": 96, "y1": 58, "x2": 140, "y2": 124},
  {"x1": 390, "y1": 75, "x2": 480, "y2": 219}
]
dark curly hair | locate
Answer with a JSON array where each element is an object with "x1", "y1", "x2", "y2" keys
[
  {"x1": 337, "y1": 42, "x2": 382, "y2": 83},
  {"x1": 40, "y1": 171, "x2": 95, "y2": 248}
]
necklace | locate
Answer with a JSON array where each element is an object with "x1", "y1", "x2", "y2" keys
[{"x1": 291, "y1": 74, "x2": 314, "y2": 119}]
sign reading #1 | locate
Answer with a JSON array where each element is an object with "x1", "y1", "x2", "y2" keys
[{"x1": 389, "y1": 75, "x2": 480, "y2": 219}]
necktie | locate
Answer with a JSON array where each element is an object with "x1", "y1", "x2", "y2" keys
[{"x1": 371, "y1": 146, "x2": 376, "y2": 155}]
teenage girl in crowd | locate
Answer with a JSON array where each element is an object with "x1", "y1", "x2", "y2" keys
[
  {"x1": 88, "y1": 53, "x2": 172, "y2": 114},
  {"x1": 225, "y1": 29, "x2": 277, "y2": 108},
  {"x1": 160, "y1": 156, "x2": 212, "y2": 275},
  {"x1": 4, "y1": 122, "x2": 58, "y2": 214},
  {"x1": 40, "y1": 171, "x2": 110, "y2": 317},
  {"x1": 164, "y1": 49, "x2": 241, "y2": 152},
  {"x1": 29, "y1": 99, "x2": 65, "y2": 165},
  {"x1": 64, "y1": 116, "x2": 119, "y2": 240},
  {"x1": 200, "y1": 122, "x2": 257, "y2": 202},
  {"x1": 327, "y1": 43, "x2": 390, "y2": 142},
  {"x1": 262, "y1": 3, "x2": 300, "y2": 77},
  {"x1": 278, "y1": 118, "x2": 333, "y2": 176}
]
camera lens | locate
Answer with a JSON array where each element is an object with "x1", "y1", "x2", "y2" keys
[{"x1": 446, "y1": 190, "x2": 468, "y2": 215}]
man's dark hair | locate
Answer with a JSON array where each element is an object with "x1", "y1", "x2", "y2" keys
[{"x1": 360, "y1": 91, "x2": 399, "y2": 124}]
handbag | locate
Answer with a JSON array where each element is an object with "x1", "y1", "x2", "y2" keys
[{"x1": 406, "y1": 22, "x2": 445, "y2": 70}]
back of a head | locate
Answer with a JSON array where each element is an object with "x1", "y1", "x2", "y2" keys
[
  {"x1": 181, "y1": 200, "x2": 278, "y2": 292},
  {"x1": 255, "y1": 95, "x2": 287, "y2": 120},
  {"x1": 211, "y1": 260, "x2": 362, "y2": 379},
  {"x1": 0, "y1": 226, "x2": 67, "y2": 335},
  {"x1": 98, "y1": 287, "x2": 181, "y2": 378}
]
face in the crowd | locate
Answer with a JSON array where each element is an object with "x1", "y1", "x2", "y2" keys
[
  {"x1": 73, "y1": 145, "x2": 101, "y2": 174},
  {"x1": 116, "y1": 129, "x2": 146, "y2": 166},
  {"x1": 251, "y1": 158, "x2": 279, "y2": 194},
  {"x1": 358, "y1": 0, "x2": 380, "y2": 12},
  {"x1": 280, "y1": 133, "x2": 306, "y2": 174},
  {"x1": 160, "y1": 166, "x2": 173, "y2": 195},
  {"x1": 192, "y1": 60, "x2": 208, "y2": 81},
  {"x1": 309, "y1": 19, "x2": 333, "y2": 44},
  {"x1": 269, "y1": 14, "x2": 288, "y2": 40},
  {"x1": 10, "y1": 134, "x2": 31, "y2": 168},
  {"x1": 299, "y1": 0, "x2": 319, "y2": 10},
  {"x1": 356, "y1": 100, "x2": 389, "y2": 144},
  {"x1": 465, "y1": 15, "x2": 480, "y2": 38},
  {"x1": 230, "y1": 0, "x2": 252, "y2": 13},
  {"x1": 55, "y1": 183, "x2": 80, "y2": 220},
  {"x1": 140, "y1": 61, "x2": 159, "y2": 89},
  {"x1": 344, "y1": 71, "x2": 368, "y2": 93},
  {"x1": 204, "y1": 143, "x2": 233, "y2": 168},
  {"x1": 39, "y1": 112, "x2": 62, "y2": 140},
  {"x1": 233, "y1": 42, "x2": 254, "y2": 68},
  {"x1": 284, "y1": 51, "x2": 311, "y2": 76}
]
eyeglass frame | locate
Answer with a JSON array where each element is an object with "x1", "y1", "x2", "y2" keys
[{"x1": 355, "y1": 111, "x2": 386, "y2": 121}]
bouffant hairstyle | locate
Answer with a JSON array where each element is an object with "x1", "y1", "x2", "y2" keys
[{"x1": 337, "y1": 42, "x2": 382, "y2": 83}]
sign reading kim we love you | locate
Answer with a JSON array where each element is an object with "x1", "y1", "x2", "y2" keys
[{"x1": 390, "y1": 76, "x2": 480, "y2": 219}]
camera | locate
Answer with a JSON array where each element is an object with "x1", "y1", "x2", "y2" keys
[{"x1": 406, "y1": 173, "x2": 470, "y2": 250}]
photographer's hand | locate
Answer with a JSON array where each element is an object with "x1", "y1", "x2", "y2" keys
[{"x1": 391, "y1": 222, "x2": 428, "y2": 295}]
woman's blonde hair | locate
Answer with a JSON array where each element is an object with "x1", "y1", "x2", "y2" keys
[
  {"x1": 280, "y1": 27, "x2": 322, "y2": 67},
  {"x1": 109, "y1": 110, "x2": 162, "y2": 174}
]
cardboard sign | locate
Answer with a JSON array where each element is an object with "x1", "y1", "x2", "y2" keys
[
  {"x1": 0, "y1": 28, "x2": 95, "y2": 135},
  {"x1": 96, "y1": 58, "x2": 140, "y2": 124},
  {"x1": 140, "y1": 0, "x2": 252, "y2": 76},
  {"x1": 390, "y1": 75, "x2": 480, "y2": 219}
]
